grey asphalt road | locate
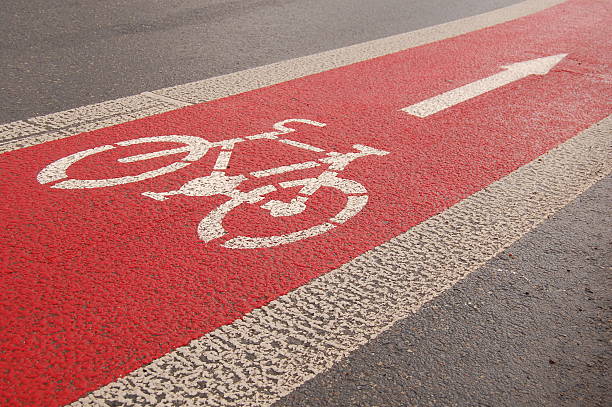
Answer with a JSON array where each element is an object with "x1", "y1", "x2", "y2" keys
[
  {"x1": 1, "y1": 0, "x2": 521, "y2": 123},
  {"x1": 276, "y1": 176, "x2": 611, "y2": 407}
]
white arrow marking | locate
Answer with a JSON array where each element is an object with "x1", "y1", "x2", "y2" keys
[{"x1": 402, "y1": 53, "x2": 567, "y2": 117}]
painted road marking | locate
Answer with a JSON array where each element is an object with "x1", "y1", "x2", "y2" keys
[
  {"x1": 278, "y1": 138, "x2": 325, "y2": 152},
  {"x1": 27, "y1": 50, "x2": 572, "y2": 249},
  {"x1": 250, "y1": 161, "x2": 320, "y2": 178},
  {"x1": 35, "y1": 118, "x2": 387, "y2": 248},
  {"x1": 402, "y1": 53, "x2": 567, "y2": 117},
  {"x1": 72, "y1": 117, "x2": 611, "y2": 407},
  {"x1": 0, "y1": 0, "x2": 564, "y2": 154},
  {"x1": 37, "y1": 135, "x2": 209, "y2": 189},
  {"x1": 1, "y1": 1, "x2": 610, "y2": 406}
]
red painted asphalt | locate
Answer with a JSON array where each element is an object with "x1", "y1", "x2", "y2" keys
[{"x1": 1, "y1": 1, "x2": 611, "y2": 405}]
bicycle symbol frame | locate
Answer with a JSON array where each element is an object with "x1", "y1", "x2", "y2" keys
[{"x1": 37, "y1": 119, "x2": 390, "y2": 249}]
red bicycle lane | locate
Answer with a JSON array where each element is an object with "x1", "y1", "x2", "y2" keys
[{"x1": 1, "y1": 0, "x2": 611, "y2": 405}]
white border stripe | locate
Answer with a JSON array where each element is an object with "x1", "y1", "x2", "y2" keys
[
  {"x1": 0, "y1": 0, "x2": 564, "y2": 155},
  {"x1": 72, "y1": 118, "x2": 611, "y2": 406}
]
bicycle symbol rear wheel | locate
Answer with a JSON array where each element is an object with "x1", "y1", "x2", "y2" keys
[{"x1": 37, "y1": 136, "x2": 211, "y2": 189}]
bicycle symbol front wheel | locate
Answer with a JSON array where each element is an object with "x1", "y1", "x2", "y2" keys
[{"x1": 198, "y1": 175, "x2": 369, "y2": 249}]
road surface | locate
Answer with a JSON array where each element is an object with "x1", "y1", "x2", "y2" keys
[{"x1": 1, "y1": 1, "x2": 610, "y2": 406}]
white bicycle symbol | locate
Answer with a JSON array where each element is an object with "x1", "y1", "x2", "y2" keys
[{"x1": 37, "y1": 119, "x2": 389, "y2": 249}]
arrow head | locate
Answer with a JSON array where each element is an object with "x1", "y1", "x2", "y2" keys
[{"x1": 503, "y1": 53, "x2": 567, "y2": 75}]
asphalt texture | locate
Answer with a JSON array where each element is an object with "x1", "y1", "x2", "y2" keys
[
  {"x1": 276, "y1": 175, "x2": 612, "y2": 407},
  {"x1": 1, "y1": 0, "x2": 521, "y2": 123},
  {"x1": 3, "y1": 1, "x2": 610, "y2": 406}
]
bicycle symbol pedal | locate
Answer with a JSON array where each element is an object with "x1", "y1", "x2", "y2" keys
[{"x1": 38, "y1": 119, "x2": 390, "y2": 249}]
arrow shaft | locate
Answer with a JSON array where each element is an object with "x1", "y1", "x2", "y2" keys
[{"x1": 402, "y1": 69, "x2": 527, "y2": 118}]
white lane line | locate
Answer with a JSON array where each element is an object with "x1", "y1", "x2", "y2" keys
[
  {"x1": 402, "y1": 54, "x2": 567, "y2": 117},
  {"x1": 0, "y1": 121, "x2": 47, "y2": 142},
  {"x1": 0, "y1": 0, "x2": 564, "y2": 155},
  {"x1": 250, "y1": 161, "x2": 320, "y2": 178},
  {"x1": 140, "y1": 91, "x2": 191, "y2": 108},
  {"x1": 71, "y1": 117, "x2": 611, "y2": 407}
]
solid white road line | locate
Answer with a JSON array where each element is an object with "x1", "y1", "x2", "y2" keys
[{"x1": 250, "y1": 161, "x2": 320, "y2": 178}]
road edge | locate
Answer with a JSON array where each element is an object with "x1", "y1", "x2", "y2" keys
[{"x1": 0, "y1": 0, "x2": 565, "y2": 154}]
